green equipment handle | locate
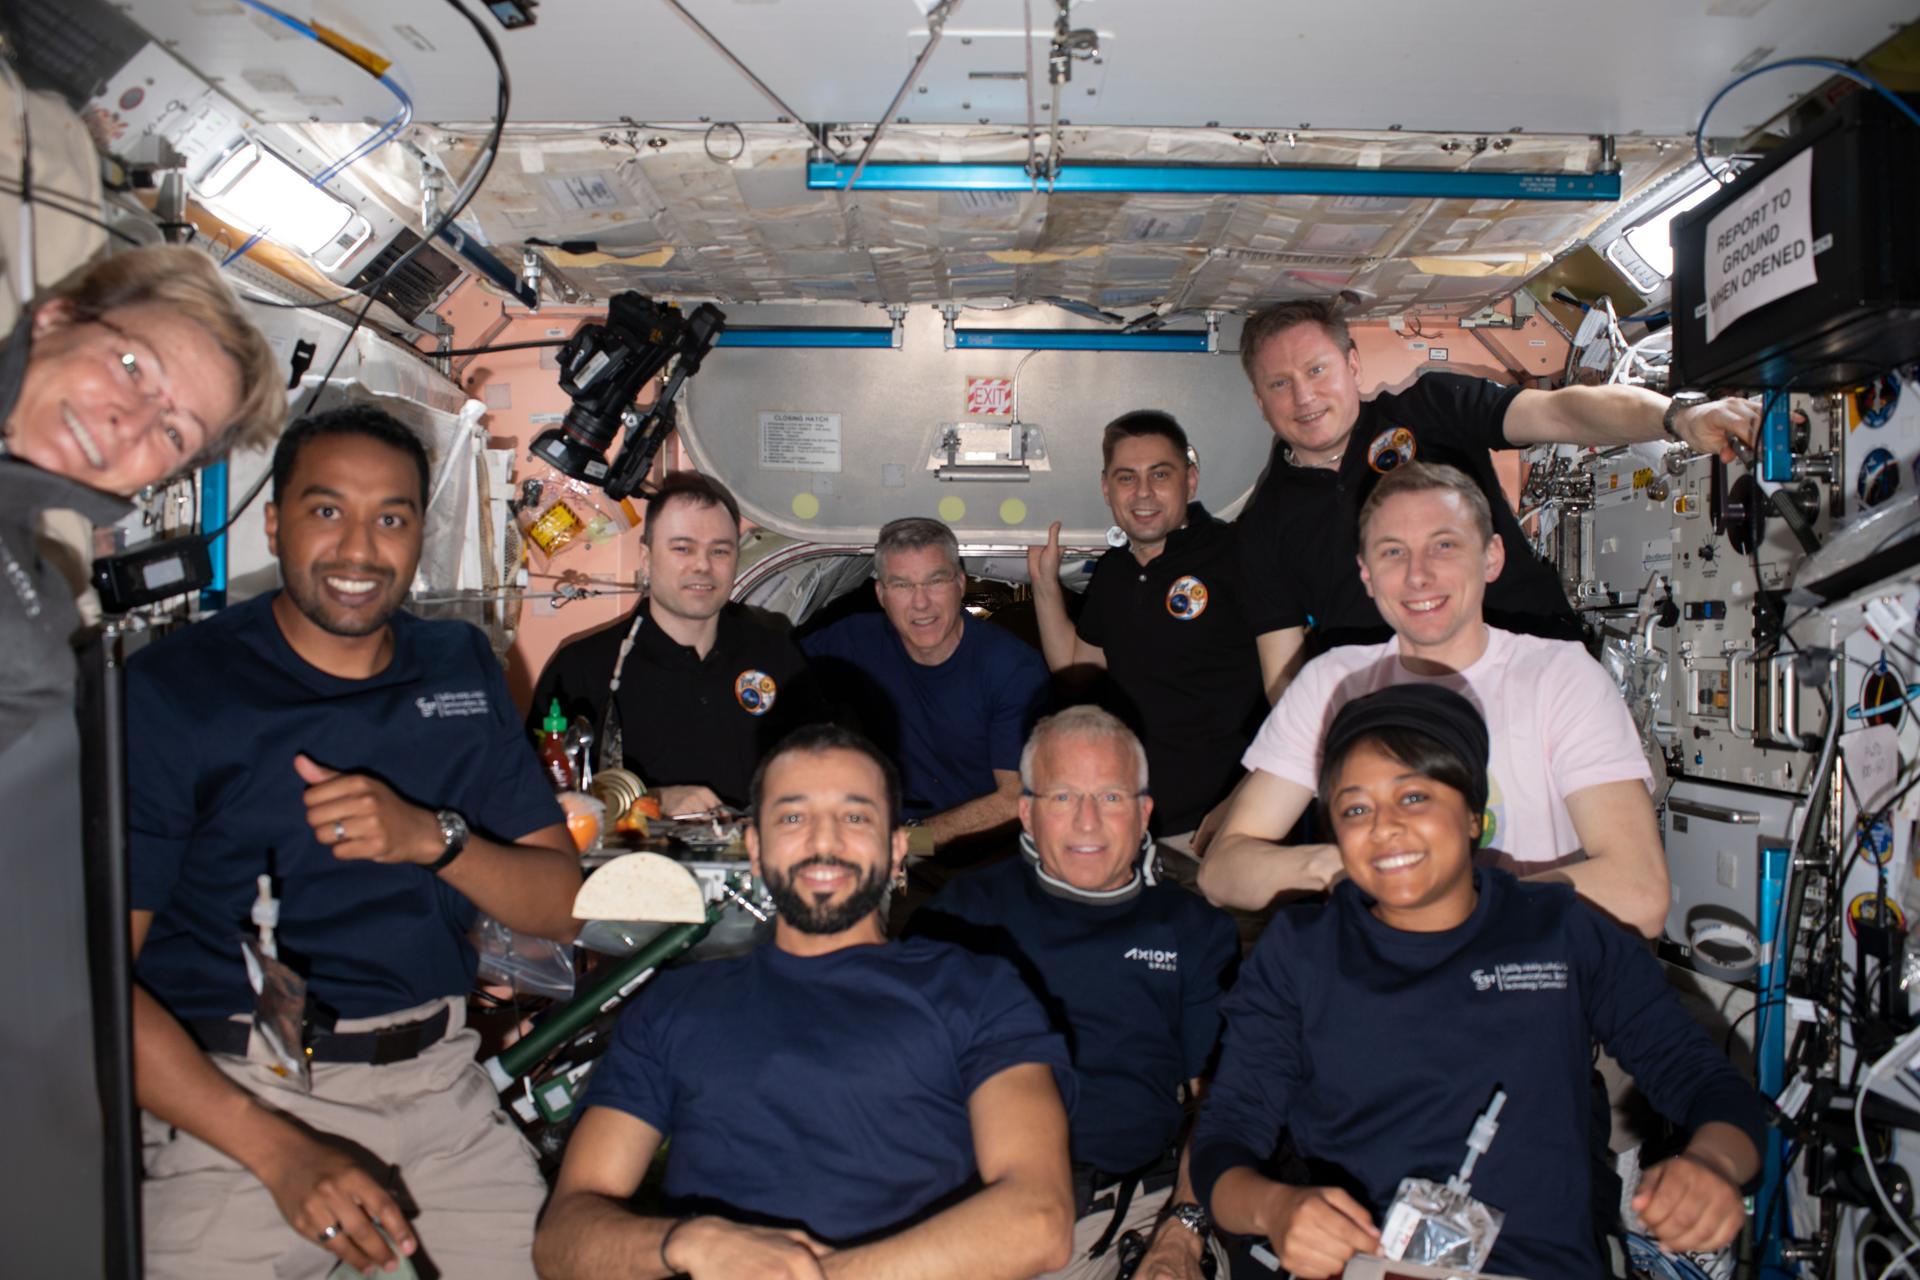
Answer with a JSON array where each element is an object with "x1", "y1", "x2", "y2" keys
[{"x1": 485, "y1": 904, "x2": 720, "y2": 1088}]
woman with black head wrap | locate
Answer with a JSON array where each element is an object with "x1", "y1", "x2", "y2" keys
[{"x1": 1189, "y1": 684, "x2": 1767, "y2": 1280}]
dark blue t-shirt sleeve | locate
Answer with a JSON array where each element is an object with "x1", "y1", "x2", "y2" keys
[
  {"x1": 581, "y1": 976, "x2": 679, "y2": 1132},
  {"x1": 986, "y1": 637, "x2": 1051, "y2": 774},
  {"x1": 798, "y1": 616, "x2": 847, "y2": 662},
  {"x1": 461, "y1": 627, "x2": 566, "y2": 843},
  {"x1": 1577, "y1": 904, "x2": 1769, "y2": 1164},
  {"x1": 1403, "y1": 372, "x2": 1526, "y2": 452},
  {"x1": 1191, "y1": 920, "x2": 1306, "y2": 1214},
  {"x1": 954, "y1": 953, "x2": 1078, "y2": 1114},
  {"x1": 125, "y1": 651, "x2": 201, "y2": 913},
  {"x1": 1180, "y1": 907, "x2": 1240, "y2": 1081}
]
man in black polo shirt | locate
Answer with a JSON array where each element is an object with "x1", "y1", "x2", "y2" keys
[
  {"x1": 528, "y1": 471, "x2": 827, "y2": 813},
  {"x1": 1028, "y1": 412, "x2": 1265, "y2": 851},
  {"x1": 1235, "y1": 298, "x2": 1761, "y2": 699}
]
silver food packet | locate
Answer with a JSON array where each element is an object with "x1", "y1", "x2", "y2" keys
[
  {"x1": 1379, "y1": 1175, "x2": 1504, "y2": 1272},
  {"x1": 240, "y1": 934, "x2": 312, "y2": 1091}
]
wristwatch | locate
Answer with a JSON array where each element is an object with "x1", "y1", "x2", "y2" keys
[
  {"x1": 429, "y1": 808, "x2": 471, "y2": 871},
  {"x1": 1163, "y1": 1201, "x2": 1211, "y2": 1239},
  {"x1": 1663, "y1": 389, "x2": 1710, "y2": 440}
]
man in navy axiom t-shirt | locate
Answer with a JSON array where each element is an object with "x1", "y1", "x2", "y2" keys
[
  {"x1": 915, "y1": 706, "x2": 1239, "y2": 1279},
  {"x1": 537, "y1": 725, "x2": 1077, "y2": 1280}
]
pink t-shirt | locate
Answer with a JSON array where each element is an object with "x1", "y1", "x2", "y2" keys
[{"x1": 1241, "y1": 626, "x2": 1652, "y2": 862}]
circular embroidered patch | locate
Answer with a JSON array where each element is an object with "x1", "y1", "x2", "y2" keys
[
  {"x1": 735, "y1": 670, "x2": 778, "y2": 716},
  {"x1": 1166, "y1": 575, "x2": 1209, "y2": 620},
  {"x1": 1367, "y1": 426, "x2": 1417, "y2": 474}
]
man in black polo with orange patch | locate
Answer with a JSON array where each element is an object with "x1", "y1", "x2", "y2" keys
[
  {"x1": 1028, "y1": 411, "x2": 1266, "y2": 853},
  {"x1": 1233, "y1": 297, "x2": 1763, "y2": 702},
  {"x1": 528, "y1": 470, "x2": 827, "y2": 814}
]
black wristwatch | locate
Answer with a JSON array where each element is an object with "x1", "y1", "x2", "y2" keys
[
  {"x1": 429, "y1": 808, "x2": 470, "y2": 872},
  {"x1": 1663, "y1": 390, "x2": 1709, "y2": 440},
  {"x1": 1162, "y1": 1201, "x2": 1211, "y2": 1238}
]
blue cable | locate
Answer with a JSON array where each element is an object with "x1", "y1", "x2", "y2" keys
[
  {"x1": 1695, "y1": 57, "x2": 1920, "y2": 184},
  {"x1": 221, "y1": 0, "x2": 412, "y2": 265}
]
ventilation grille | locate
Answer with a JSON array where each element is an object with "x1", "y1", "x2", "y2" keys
[{"x1": 348, "y1": 228, "x2": 464, "y2": 321}]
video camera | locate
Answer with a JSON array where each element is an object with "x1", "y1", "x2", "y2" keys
[{"x1": 528, "y1": 292, "x2": 726, "y2": 500}]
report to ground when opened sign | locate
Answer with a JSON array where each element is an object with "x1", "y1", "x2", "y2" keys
[{"x1": 1702, "y1": 150, "x2": 1818, "y2": 344}]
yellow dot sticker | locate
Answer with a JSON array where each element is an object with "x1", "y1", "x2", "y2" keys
[
  {"x1": 999, "y1": 498, "x2": 1028, "y2": 525},
  {"x1": 938, "y1": 496, "x2": 966, "y2": 523},
  {"x1": 791, "y1": 493, "x2": 820, "y2": 520}
]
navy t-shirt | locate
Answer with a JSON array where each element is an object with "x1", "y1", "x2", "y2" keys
[
  {"x1": 583, "y1": 937, "x2": 1075, "y2": 1244},
  {"x1": 802, "y1": 613, "x2": 1050, "y2": 817},
  {"x1": 915, "y1": 858, "x2": 1238, "y2": 1174},
  {"x1": 1235, "y1": 372, "x2": 1578, "y2": 652},
  {"x1": 1191, "y1": 870, "x2": 1768, "y2": 1280},
  {"x1": 128, "y1": 592, "x2": 564, "y2": 1021}
]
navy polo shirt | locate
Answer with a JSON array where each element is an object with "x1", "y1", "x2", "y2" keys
[
  {"x1": 128, "y1": 592, "x2": 564, "y2": 1021},
  {"x1": 583, "y1": 936, "x2": 1075, "y2": 1244},
  {"x1": 915, "y1": 858, "x2": 1238, "y2": 1174},
  {"x1": 1075, "y1": 504, "x2": 1267, "y2": 834},
  {"x1": 1192, "y1": 871, "x2": 1768, "y2": 1280},
  {"x1": 528, "y1": 601, "x2": 827, "y2": 808},
  {"x1": 802, "y1": 613, "x2": 1050, "y2": 818},
  {"x1": 1235, "y1": 371, "x2": 1578, "y2": 654}
]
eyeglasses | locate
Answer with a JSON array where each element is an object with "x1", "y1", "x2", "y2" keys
[
  {"x1": 1026, "y1": 788, "x2": 1143, "y2": 814},
  {"x1": 880, "y1": 571, "x2": 960, "y2": 595},
  {"x1": 92, "y1": 317, "x2": 200, "y2": 456}
]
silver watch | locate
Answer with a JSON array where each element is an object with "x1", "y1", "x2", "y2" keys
[
  {"x1": 429, "y1": 808, "x2": 470, "y2": 871},
  {"x1": 1163, "y1": 1201, "x2": 1211, "y2": 1238},
  {"x1": 1664, "y1": 390, "x2": 1709, "y2": 440}
]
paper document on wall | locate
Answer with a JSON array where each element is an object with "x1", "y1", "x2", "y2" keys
[{"x1": 1703, "y1": 150, "x2": 1817, "y2": 344}]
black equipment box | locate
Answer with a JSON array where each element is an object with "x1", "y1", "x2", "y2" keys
[{"x1": 1670, "y1": 88, "x2": 1920, "y2": 390}]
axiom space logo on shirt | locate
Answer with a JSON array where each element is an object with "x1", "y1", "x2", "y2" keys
[
  {"x1": 1469, "y1": 961, "x2": 1568, "y2": 993},
  {"x1": 415, "y1": 690, "x2": 491, "y2": 718},
  {"x1": 1124, "y1": 946, "x2": 1178, "y2": 973}
]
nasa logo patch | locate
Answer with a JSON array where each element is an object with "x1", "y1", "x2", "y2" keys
[
  {"x1": 735, "y1": 670, "x2": 778, "y2": 716},
  {"x1": 1367, "y1": 426, "x2": 1417, "y2": 474},
  {"x1": 1166, "y1": 575, "x2": 1209, "y2": 620}
]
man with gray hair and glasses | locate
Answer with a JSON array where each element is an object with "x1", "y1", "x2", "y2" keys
[
  {"x1": 803, "y1": 516, "x2": 1051, "y2": 851},
  {"x1": 913, "y1": 706, "x2": 1238, "y2": 1279}
]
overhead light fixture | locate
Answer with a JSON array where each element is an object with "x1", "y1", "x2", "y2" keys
[
  {"x1": 196, "y1": 138, "x2": 370, "y2": 268},
  {"x1": 807, "y1": 160, "x2": 1621, "y2": 202}
]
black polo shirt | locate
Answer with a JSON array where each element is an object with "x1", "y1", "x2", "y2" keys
[
  {"x1": 1235, "y1": 371, "x2": 1579, "y2": 654},
  {"x1": 527, "y1": 601, "x2": 827, "y2": 807},
  {"x1": 1075, "y1": 505, "x2": 1267, "y2": 835}
]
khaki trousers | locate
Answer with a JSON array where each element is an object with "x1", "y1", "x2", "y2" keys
[{"x1": 142, "y1": 998, "x2": 545, "y2": 1280}]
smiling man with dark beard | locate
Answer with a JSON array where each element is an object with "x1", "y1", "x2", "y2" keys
[{"x1": 538, "y1": 724, "x2": 1079, "y2": 1280}]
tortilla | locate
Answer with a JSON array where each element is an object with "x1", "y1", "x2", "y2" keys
[{"x1": 572, "y1": 852, "x2": 708, "y2": 924}]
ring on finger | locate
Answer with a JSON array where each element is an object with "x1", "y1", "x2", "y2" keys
[
  {"x1": 318, "y1": 1223, "x2": 342, "y2": 1244},
  {"x1": 333, "y1": 820, "x2": 347, "y2": 843}
]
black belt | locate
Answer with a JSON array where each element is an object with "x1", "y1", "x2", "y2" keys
[
  {"x1": 189, "y1": 1006, "x2": 452, "y2": 1066},
  {"x1": 1074, "y1": 1151, "x2": 1182, "y2": 1259}
]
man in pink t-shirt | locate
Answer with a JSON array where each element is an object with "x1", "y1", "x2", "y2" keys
[{"x1": 1198, "y1": 462, "x2": 1667, "y2": 937}]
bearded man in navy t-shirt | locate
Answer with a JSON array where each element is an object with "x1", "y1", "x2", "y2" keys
[{"x1": 537, "y1": 725, "x2": 1077, "y2": 1280}]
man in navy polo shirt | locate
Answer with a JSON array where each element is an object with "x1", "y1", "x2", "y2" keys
[
  {"x1": 127, "y1": 406, "x2": 580, "y2": 1280},
  {"x1": 536, "y1": 724, "x2": 1076, "y2": 1280},
  {"x1": 803, "y1": 517, "x2": 1050, "y2": 850},
  {"x1": 529, "y1": 469, "x2": 827, "y2": 815},
  {"x1": 914, "y1": 707, "x2": 1238, "y2": 1279},
  {"x1": 1027, "y1": 412, "x2": 1266, "y2": 852}
]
